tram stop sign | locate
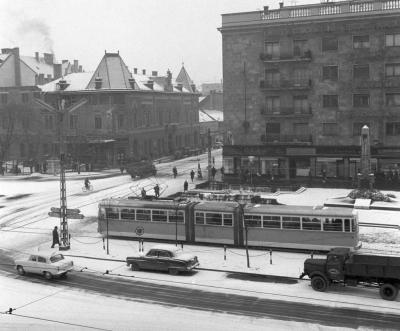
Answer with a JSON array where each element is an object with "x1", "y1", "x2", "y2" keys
[{"x1": 135, "y1": 226, "x2": 144, "y2": 236}]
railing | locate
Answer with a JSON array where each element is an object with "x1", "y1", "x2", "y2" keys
[
  {"x1": 260, "y1": 106, "x2": 312, "y2": 116},
  {"x1": 261, "y1": 134, "x2": 313, "y2": 143}
]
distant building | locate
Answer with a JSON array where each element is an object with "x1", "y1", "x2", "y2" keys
[
  {"x1": 201, "y1": 82, "x2": 222, "y2": 95},
  {"x1": 219, "y1": 1, "x2": 400, "y2": 182},
  {"x1": 199, "y1": 89, "x2": 223, "y2": 112},
  {"x1": 37, "y1": 52, "x2": 200, "y2": 168},
  {"x1": 199, "y1": 109, "x2": 223, "y2": 149}
]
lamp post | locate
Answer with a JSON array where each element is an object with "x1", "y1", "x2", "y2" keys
[
  {"x1": 248, "y1": 156, "x2": 255, "y2": 187},
  {"x1": 237, "y1": 202, "x2": 250, "y2": 268}
]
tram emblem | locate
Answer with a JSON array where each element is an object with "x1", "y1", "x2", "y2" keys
[{"x1": 135, "y1": 226, "x2": 144, "y2": 236}]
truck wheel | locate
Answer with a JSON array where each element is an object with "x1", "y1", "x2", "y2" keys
[
  {"x1": 311, "y1": 275, "x2": 328, "y2": 292},
  {"x1": 17, "y1": 266, "x2": 25, "y2": 276},
  {"x1": 44, "y1": 271, "x2": 53, "y2": 280},
  {"x1": 380, "y1": 283, "x2": 398, "y2": 301},
  {"x1": 131, "y1": 263, "x2": 140, "y2": 271}
]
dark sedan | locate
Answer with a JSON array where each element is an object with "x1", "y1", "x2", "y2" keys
[{"x1": 126, "y1": 244, "x2": 199, "y2": 275}]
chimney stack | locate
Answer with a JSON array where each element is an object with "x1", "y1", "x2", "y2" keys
[
  {"x1": 53, "y1": 63, "x2": 62, "y2": 79},
  {"x1": 35, "y1": 52, "x2": 39, "y2": 62},
  {"x1": 78, "y1": 65, "x2": 82, "y2": 72},
  {"x1": 1, "y1": 48, "x2": 13, "y2": 54},
  {"x1": 279, "y1": 2, "x2": 284, "y2": 8},
  {"x1": 57, "y1": 79, "x2": 68, "y2": 90},
  {"x1": 128, "y1": 78, "x2": 136, "y2": 89},
  {"x1": 95, "y1": 77, "x2": 102, "y2": 89},
  {"x1": 133, "y1": 68, "x2": 138, "y2": 74},
  {"x1": 152, "y1": 71, "x2": 158, "y2": 77},
  {"x1": 38, "y1": 73, "x2": 45, "y2": 85},
  {"x1": 43, "y1": 53, "x2": 54, "y2": 65},
  {"x1": 145, "y1": 80, "x2": 154, "y2": 90},
  {"x1": 142, "y1": 69, "x2": 146, "y2": 75},
  {"x1": 176, "y1": 83, "x2": 183, "y2": 91},
  {"x1": 73, "y1": 60, "x2": 79, "y2": 73},
  {"x1": 13, "y1": 47, "x2": 21, "y2": 87}
]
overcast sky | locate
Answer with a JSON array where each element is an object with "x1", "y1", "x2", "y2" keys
[{"x1": 0, "y1": 0, "x2": 318, "y2": 85}]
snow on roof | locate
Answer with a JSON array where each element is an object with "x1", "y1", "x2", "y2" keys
[
  {"x1": 199, "y1": 109, "x2": 223, "y2": 122},
  {"x1": 20, "y1": 55, "x2": 54, "y2": 76},
  {"x1": 40, "y1": 72, "x2": 93, "y2": 91},
  {"x1": 0, "y1": 53, "x2": 9, "y2": 62}
]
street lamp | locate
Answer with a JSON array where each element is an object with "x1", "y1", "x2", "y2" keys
[{"x1": 248, "y1": 156, "x2": 255, "y2": 187}]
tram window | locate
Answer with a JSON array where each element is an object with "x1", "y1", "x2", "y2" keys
[
  {"x1": 169, "y1": 210, "x2": 185, "y2": 223},
  {"x1": 323, "y1": 218, "x2": 342, "y2": 231},
  {"x1": 344, "y1": 218, "x2": 352, "y2": 232},
  {"x1": 282, "y1": 216, "x2": 300, "y2": 229},
  {"x1": 105, "y1": 208, "x2": 119, "y2": 219},
  {"x1": 152, "y1": 210, "x2": 168, "y2": 222},
  {"x1": 263, "y1": 215, "x2": 281, "y2": 228},
  {"x1": 351, "y1": 219, "x2": 355, "y2": 232},
  {"x1": 302, "y1": 217, "x2": 322, "y2": 230},
  {"x1": 205, "y1": 213, "x2": 222, "y2": 226},
  {"x1": 195, "y1": 212, "x2": 205, "y2": 224},
  {"x1": 121, "y1": 208, "x2": 135, "y2": 220},
  {"x1": 244, "y1": 215, "x2": 262, "y2": 228},
  {"x1": 223, "y1": 214, "x2": 233, "y2": 226},
  {"x1": 136, "y1": 209, "x2": 151, "y2": 221}
]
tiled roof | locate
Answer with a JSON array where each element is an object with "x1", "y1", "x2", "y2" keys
[{"x1": 176, "y1": 65, "x2": 195, "y2": 93}]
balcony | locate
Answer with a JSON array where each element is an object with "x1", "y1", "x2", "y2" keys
[
  {"x1": 260, "y1": 106, "x2": 312, "y2": 117},
  {"x1": 259, "y1": 50, "x2": 312, "y2": 63},
  {"x1": 259, "y1": 79, "x2": 312, "y2": 90},
  {"x1": 261, "y1": 134, "x2": 313, "y2": 144}
]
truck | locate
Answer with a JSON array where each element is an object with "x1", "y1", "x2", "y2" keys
[
  {"x1": 126, "y1": 160, "x2": 156, "y2": 179},
  {"x1": 300, "y1": 247, "x2": 400, "y2": 300}
]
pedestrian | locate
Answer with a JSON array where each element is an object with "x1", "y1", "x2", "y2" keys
[
  {"x1": 141, "y1": 187, "x2": 146, "y2": 199},
  {"x1": 154, "y1": 184, "x2": 160, "y2": 198},
  {"x1": 173, "y1": 166, "x2": 178, "y2": 178},
  {"x1": 51, "y1": 226, "x2": 60, "y2": 248},
  {"x1": 184, "y1": 180, "x2": 188, "y2": 192},
  {"x1": 211, "y1": 166, "x2": 217, "y2": 180},
  {"x1": 190, "y1": 170, "x2": 195, "y2": 182}
]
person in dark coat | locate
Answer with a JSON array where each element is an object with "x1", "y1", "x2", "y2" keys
[
  {"x1": 51, "y1": 226, "x2": 60, "y2": 248},
  {"x1": 173, "y1": 166, "x2": 178, "y2": 178},
  {"x1": 190, "y1": 170, "x2": 195, "y2": 182},
  {"x1": 141, "y1": 187, "x2": 146, "y2": 199},
  {"x1": 154, "y1": 184, "x2": 160, "y2": 198},
  {"x1": 184, "y1": 180, "x2": 189, "y2": 192},
  {"x1": 211, "y1": 166, "x2": 217, "y2": 180}
]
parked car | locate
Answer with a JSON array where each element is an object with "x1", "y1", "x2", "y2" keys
[
  {"x1": 14, "y1": 251, "x2": 74, "y2": 280},
  {"x1": 126, "y1": 244, "x2": 199, "y2": 275}
]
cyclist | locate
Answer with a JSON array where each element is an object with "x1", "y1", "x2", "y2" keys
[{"x1": 84, "y1": 178, "x2": 91, "y2": 190}]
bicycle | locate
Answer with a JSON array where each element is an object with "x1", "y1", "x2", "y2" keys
[{"x1": 82, "y1": 184, "x2": 93, "y2": 192}]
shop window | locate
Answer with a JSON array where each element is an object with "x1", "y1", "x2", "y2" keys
[
  {"x1": 322, "y1": 37, "x2": 338, "y2": 51},
  {"x1": 353, "y1": 65, "x2": 369, "y2": 79},
  {"x1": 322, "y1": 95, "x2": 338, "y2": 108},
  {"x1": 353, "y1": 94, "x2": 370, "y2": 107},
  {"x1": 353, "y1": 122, "x2": 370, "y2": 136},
  {"x1": 322, "y1": 66, "x2": 338, "y2": 81},
  {"x1": 322, "y1": 123, "x2": 338, "y2": 136},
  {"x1": 353, "y1": 35, "x2": 370, "y2": 48},
  {"x1": 385, "y1": 34, "x2": 400, "y2": 47},
  {"x1": 386, "y1": 93, "x2": 400, "y2": 106},
  {"x1": 386, "y1": 122, "x2": 400, "y2": 136},
  {"x1": 385, "y1": 63, "x2": 400, "y2": 77}
]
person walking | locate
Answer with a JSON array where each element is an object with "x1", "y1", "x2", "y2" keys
[
  {"x1": 183, "y1": 180, "x2": 189, "y2": 192},
  {"x1": 211, "y1": 166, "x2": 217, "y2": 180},
  {"x1": 51, "y1": 226, "x2": 60, "y2": 248},
  {"x1": 141, "y1": 187, "x2": 146, "y2": 199},
  {"x1": 190, "y1": 170, "x2": 195, "y2": 182},
  {"x1": 173, "y1": 166, "x2": 178, "y2": 178},
  {"x1": 154, "y1": 184, "x2": 160, "y2": 198}
]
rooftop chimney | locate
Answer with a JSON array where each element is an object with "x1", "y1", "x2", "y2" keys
[
  {"x1": 128, "y1": 78, "x2": 136, "y2": 89},
  {"x1": 176, "y1": 83, "x2": 183, "y2": 91},
  {"x1": 38, "y1": 73, "x2": 45, "y2": 85},
  {"x1": 95, "y1": 77, "x2": 102, "y2": 89},
  {"x1": 53, "y1": 63, "x2": 62, "y2": 79},
  {"x1": 142, "y1": 69, "x2": 146, "y2": 75},
  {"x1": 152, "y1": 71, "x2": 158, "y2": 77},
  {"x1": 57, "y1": 79, "x2": 69, "y2": 90},
  {"x1": 13, "y1": 48, "x2": 21, "y2": 87},
  {"x1": 279, "y1": 2, "x2": 284, "y2": 8},
  {"x1": 264, "y1": 6, "x2": 269, "y2": 14},
  {"x1": 62, "y1": 59, "x2": 68, "y2": 64},
  {"x1": 73, "y1": 60, "x2": 79, "y2": 73},
  {"x1": 35, "y1": 52, "x2": 39, "y2": 62},
  {"x1": 1, "y1": 48, "x2": 13, "y2": 54},
  {"x1": 78, "y1": 65, "x2": 82, "y2": 73},
  {"x1": 145, "y1": 80, "x2": 154, "y2": 90},
  {"x1": 190, "y1": 84, "x2": 196, "y2": 92},
  {"x1": 43, "y1": 53, "x2": 54, "y2": 65},
  {"x1": 133, "y1": 68, "x2": 138, "y2": 74}
]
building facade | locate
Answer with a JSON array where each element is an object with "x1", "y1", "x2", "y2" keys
[
  {"x1": 220, "y1": 0, "x2": 400, "y2": 183},
  {"x1": 38, "y1": 52, "x2": 200, "y2": 169}
]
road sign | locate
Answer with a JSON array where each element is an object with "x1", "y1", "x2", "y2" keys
[
  {"x1": 135, "y1": 226, "x2": 144, "y2": 236},
  {"x1": 48, "y1": 211, "x2": 61, "y2": 218},
  {"x1": 48, "y1": 211, "x2": 84, "y2": 219},
  {"x1": 51, "y1": 207, "x2": 80, "y2": 214}
]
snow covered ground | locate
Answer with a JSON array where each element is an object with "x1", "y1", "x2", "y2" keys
[{"x1": 1, "y1": 151, "x2": 400, "y2": 330}]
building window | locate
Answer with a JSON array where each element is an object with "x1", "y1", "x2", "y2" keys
[
  {"x1": 112, "y1": 94, "x2": 125, "y2": 104},
  {"x1": 293, "y1": 96, "x2": 308, "y2": 113},
  {"x1": 293, "y1": 69, "x2": 308, "y2": 85},
  {"x1": 0, "y1": 93, "x2": 8, "y2": 104},
  {"x1": 323, "y1": 123, "x2": 338, "y2": 136},
  {"x1": 353, "y1": 94, "x2": 370, "y2": 107},
  {"x1": 95, "y1": 116, "x2": 102, "y2": 129},
  {"x1": 322, "y1": 66, "x2": 338, "y2": 81},
  {"x1": 353, "y1": 122, "x2": 370, "y2": 136},
  {"x1": 353, "y1": 65, "x2": 369, "y2": 79},
  {"x1": 353, "y1": 35, "x2": 369, "y2": 48},
  {"x1": 266, "y1": 122, "x2": 280, "y2": 134},
  {"x1": 21, "y1": 117, "x2": 30, "y2": 130},
  {"x1": 99, "y1": 94, "x2": 109, "y2": 104},
  {"x1": 21, "y1": 93, "x2": 29, "y2": 104},
  {"x1": 118, "y1": 114, "x2": 124, "y2": 129},
  {"x1": 264, "y1": 41, "x2": 280, "y2": 58},
  {"x1": 386, "y1": 93, "x2": 400, "y2": 106},
  {"x1": 69, "y1": 115, "x2": 77, "y2": 129},
  {"x1": 293, "y1": 40, "x2": 307, "y2": 56},
  {"x1": 385, "y1": 63, "x2": 400, "y2": 77},
  {"x1": 44, "y1": 115, "x2": 53, "y2": 129},
  {"x1": 323, "y1": 95, "x2": 338, "y2": 108},
  {"x1": 293, "y1": 123, "x2": 309, "y2": 135},
  {"x1": 265, "y1": 70, "x2": 280, "y2": 87},
  {"x1": 266, "y1": 96, "x2": 280, "y2": 113},
  {"x1": 322, "y1": 37, "x2": 338, "y2": 51},
  {"x1": 386, "y1": 34, "x2": 400, "y2": 47},
  {"x1": 386, "y1": 122, "x2": 400, "y2": 136}
]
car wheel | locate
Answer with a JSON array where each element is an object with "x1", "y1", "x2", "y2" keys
[
  {"x1": 17, "y1": 266, "x2": 25, "y2": 276},
  {"x1": 380, "y1": 283, "x2": 398, "y2": 301},
  {"x1": 169, "y1": 268, "x2": 179, "y2": 276},
  {"x1": 44, "y1": 271, "x2": 53, "y2": 280},
  {"x1": 131, "y1": 263, "x2": 140, "y2": 271},
  {"x1": 311, "y1": 275, "x2": 328, "y2": 292}
]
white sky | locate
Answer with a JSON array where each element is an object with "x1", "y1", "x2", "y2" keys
[{"x1": 0, "y1": 0, "x2": 319, "y2": 85}]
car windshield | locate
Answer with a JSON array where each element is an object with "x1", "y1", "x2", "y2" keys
[{"x1": 50, "y1": 254, "x2": 64, "y2": 263}]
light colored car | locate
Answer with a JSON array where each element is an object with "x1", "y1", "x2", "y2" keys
[
  {"x1": 14, "y1": 251, "x2": 74, "y2": 280},
  {"x1": 126, "y1": 244, "x2": 199, "y2": 275}
]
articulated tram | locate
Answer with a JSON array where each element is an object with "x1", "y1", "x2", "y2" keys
[{"x1": 98, "y1": 198, "x2": 360, "y2": 251}]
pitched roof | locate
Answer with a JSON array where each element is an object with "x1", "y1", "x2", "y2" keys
[
  {"x1": 176, "y1": 65, "x2": 195, "y2": 93},
  {"x1": 20, "y1": 55, "x2": 54, "y2": 76},
  {"x1": 199, "y1": 109, "x2": 223, "y2": 123}
]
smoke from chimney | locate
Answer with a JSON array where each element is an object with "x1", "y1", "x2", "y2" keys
[{"x1": 16, "y1": 18, "x2": 54, "y2": 53}]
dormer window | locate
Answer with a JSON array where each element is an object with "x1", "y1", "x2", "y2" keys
[{"x1": 95, "y1": 77, "x2": 102, "y2": 89}]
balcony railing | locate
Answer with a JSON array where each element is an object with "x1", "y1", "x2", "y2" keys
[
  {"x1": 259, "y1": 50, "x2": 312, "y2": 62},
  {"x1": 261, "y1": 134, "x2": 313, "y2": 144},
  {"x1": 259, "y1": 79, "x2": 312, "y2": 89},
  {"x1": 260, "y1": 106, "x2": 312, "y2": 116}
]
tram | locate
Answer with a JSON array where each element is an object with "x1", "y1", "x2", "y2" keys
[{"x1": 98, "y1": 198, "x2": 360, "y2": 251}]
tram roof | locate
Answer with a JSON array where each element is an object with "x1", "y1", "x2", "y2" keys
[
  {"x1": 193, "y1": 201, "x2": 239, "y2": 212},
  {"x1": 99, "y1": 198, "x2": 190, "y2": 209},
  {"x1": 245, "y1": 204, "x2": 356, "y2": 217}
]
